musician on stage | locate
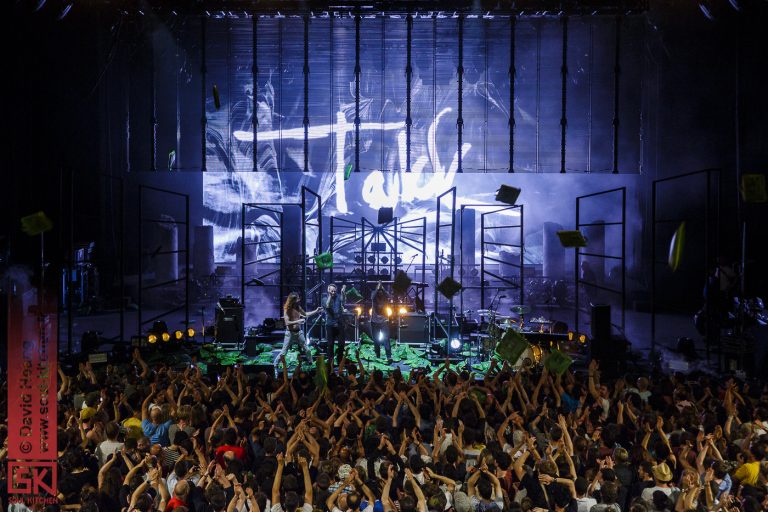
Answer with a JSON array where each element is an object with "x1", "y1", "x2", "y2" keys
[
  {"x1": 274, "y1": 291, "x2": 321, "y2": 367},
  {"x1": 371, "y1": 280, "x2": 393, "y2": 362},
  {"x1": 323, "y1": 283, "x2": 347, "y2": 365}
]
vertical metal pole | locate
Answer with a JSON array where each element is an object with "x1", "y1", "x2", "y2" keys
[
  {"x1": 252, "y1": 13, "x2": 258, "y2": 172},
  {"x1": 587, "y1": 22, "x2": 593, "y2": 173},
  {"x1": 278, "y1": 19, "x2": 283, "y2": 171},
  {"x1": 535, "y1": 21, "x2": 541, "y2": 172},
  {"x1": 575, "y1": 198, "x2": 580, "y2": 336},
  {"x1": 329, "y1": 216, "x2": 335, "y2": 286},
  {"x1": 484, "y1": 19, "x2": 488, "y2": 172},
  {"x1": 520, "y1": 205, "x2": 525, "y2": 306},
  {"x1": 150, "y1": 26, "x2": 157, "y2": 171},
  {"x1": 201, "y1": 16, "x2": 207, "y2": 172},
  {"x1": 138, "y1": 187, "x2": 143, "y2": 334},
  {"x1": 241, "y1": 203, "x2": 246, "y2": 308},
  {"x1": 185, "y1": 195, "x2": 190, "y2": 332},
  {"x1": 67, "y1": 169, "x2": 73, "y2": 353},
  {"x1": 704, "y1": 171, "x2": 710, "y2": 362},
  {"x1": 302, "y1": 193, "x2": 307, "y2": 313},
  {"x1": 119, "y1": 178, "x2": 125, "y2": 343},
  {"x1": 434, "y1": 198, "x2": 441, "y2": 316},
  {"x1": 303, "y1": 15, "x2": 310, "y2": 173},
  {"x1": 612, "y1": 16, "x2": 622, "y2": 174},
  {"x1": 421, "y1": 218, "x2": 426, "y2": 293},
  {"x1": 560, "y1": 16, "x2": 568, "y2": 173},
  {"x1": 650, "y1": 183, "x2": 656, "y2": 354},
  {"x1": 279, "y1": 211, "x2": 284, "y2": 308},
  {"x1": 481, "y1": 213, "x2": 486, "y2": 309},
  {"x1": 457, "y1": 14, "x2": 464, "y2": 173},
  {"x1": 354, "y1": 13, "x2": 361, "y2": 172},
  {"x1": 459, "y1": 207, "x2": 464, "y2": 319},
  {"x1": 406, "y1": 14, "x2": 412, "y2": 172},
  {"x1": 621, "y1": 188, "x2": 626, "y2": 333},
  {"x1": 509, "y1": 16, "x2": 516, "y2": 172}
]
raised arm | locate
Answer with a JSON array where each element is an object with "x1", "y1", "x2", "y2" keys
[{"x1": 272, "y1": 453, "x2": 285, "y2": 506}]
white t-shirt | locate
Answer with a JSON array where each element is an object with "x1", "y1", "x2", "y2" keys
[
  {"x1": 641, "y1": 486, "x2": 678, "y2": 503},
  {"x1": 332, "y1": 506, "x2": 374, "y2": 512},
  {"x1": 272, "y1": 502, "x2": 313, "y2": 512},
  {"x1": 576, "y1": 496, "x2": 597, "y2": 512}
]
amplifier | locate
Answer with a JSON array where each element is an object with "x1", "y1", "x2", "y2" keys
[{"x1": 399, "y1": 313, "x2": 430, "y2": 345}]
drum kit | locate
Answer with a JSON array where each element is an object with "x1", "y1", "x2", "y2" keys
[{"x1": 464, "y1": 304, "x2": 551, "y2": 367}]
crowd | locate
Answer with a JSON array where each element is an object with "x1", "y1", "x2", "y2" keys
[{"x1": 2, "y1": 347, "x2": 768, "y2": 512}]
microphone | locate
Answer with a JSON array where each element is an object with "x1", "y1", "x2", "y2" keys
[{"x1": 499, "y1": 295, "x2": 507, "y2": 299}]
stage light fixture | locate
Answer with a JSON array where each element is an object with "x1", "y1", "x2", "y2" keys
[
  {"x1": 386, "y1": 306, "x2": 393, "y2": 317},
  {"x1": 531, "y1": 345, "x2": 543, "y2": 363},
  {"x1": 355, "y1": 255, "x2": 363, "y2": 263},
  {"x1": 579, "y1": 334, "x2": 586, "y2": 344},
  {"x1": 367, "y1": 268, "x2": 376, "y2": 276},
  {"x1": 174, "y1": 330, "x2": 183, "y2": 340},
  {"x1": 380, "y1": 268, "x2": 389, "y2": 277},
  {"x1": 162, "y1": 332, "x2": 171, "y2": 342},
  {"x1": 367, "y1": 255, "x2": 376, "y2": 264},
  {"x1": 568, "y1": 331, "x2": 574, "y2": 341},
  {"x1": 148, "y1": 334, "x2": 158, "y2": 344},
  {"x1": 380, "y1": 256, "x2": 389, "y2": 264},
  {"x1": 450, "y1": 338, "x2": 462, "y2": 350},
  {"x1": 395, "y1": 256, "x2": 402, "y2": 264},
  {"x1": 369, "y1": 308, "x2": 373, "y2": 316},
  {"x1": 398, "y1": 307, "x2": 407, "y2": 315},
  {"x1": 355, "y1": 306, "x2": 362, "y2": 316},
  {"x1": 187, "y1": 328, "x2": 196, "y2": 338}
]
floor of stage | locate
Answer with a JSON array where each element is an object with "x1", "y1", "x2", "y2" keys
[{"x1": 56, "y1": 302, "x2": 748, "y2": 377}]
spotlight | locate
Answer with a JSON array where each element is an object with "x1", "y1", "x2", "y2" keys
[
  {"x1": 395, "y1": 256, "x2": 402, "y2": 264},
  {"x1": 355, "y1": 306, "x2": 362, "y2": 316},
  {"x1": 531, "y1": 345, "x2": 543, "y2": 363},
  {"x1": 355, "y1": 255, "x2": 363, "y2": 263},
  {"x1": 398, "y1": 307, "x2": 407, "y2": 315},
  {"x1": 174, "y1": 330, "x2": 183, "y2": 340},
  {"x1": 369, "y1": 308, "x2": 373, "y2": 316},
  {"x1": 568, "y1": 331, "x2": 574, "y2": 341},
  {"x1": 385, "y1": 306, "x2": 393, "y2": 317},
  {"x1": 148, "y1": 334, "x2": 158, "y2": 344},
  {"x1": 579, "y1": 334, "x2": 586, "y2": 344},
  {"x1": 450, "y1": 338, "x2": 462, "y2": 350},
  {"x1": 380, "y1": 256, "x2": 389, "y2": 264},
  {"x1": 162, "y1": 332, "x2": 171, "y2": 342},
  {"x1": 367, "y1": 255, "x2": 376, "y2": 264},
  {"x1": 187, "y1": 328, "x2": 196, "y2": 338},
  {"x1": 380, "y1": 268, "x2": 389, "y2": 277}
]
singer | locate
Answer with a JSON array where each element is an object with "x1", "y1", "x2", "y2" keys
[
  {"x1": 370, "y1": 281, "x2": 393, "y2": 362},
  {"x1": 323, "y1": 284, "x2": 347, "y2": 365}
]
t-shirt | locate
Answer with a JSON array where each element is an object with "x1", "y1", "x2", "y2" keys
[
  {"x1": 271, "y1": 504, "x2": 313, "y2": 512},
  {"x1": 641, "y1": 486, "x2": 677, "y2": 503},
  {"x1": 733, "y1": 461, "x2": 760, "y2": 486},
  {"x1": 215, "y1": 444, "x2": 247, "y2": 466},
  {"x1": 95, "y1": 440, "x2": 124, "y2": 466},
  {"x1": 142, "y1": 418, "x2": 174, "y2": 447},
  {"x1": 470, "y1": 495, "x2": 503, "y2": 512},
  {"x1": 165, "y1": 496, "x2": 188, "y2": 512},
  {"x1": 576, "y1": 497, "x2": 597, "y2": 512}
]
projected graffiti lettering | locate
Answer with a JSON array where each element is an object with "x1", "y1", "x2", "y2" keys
[{"x1": 234, "y1": 107, "x2": 470, "y2": 212}]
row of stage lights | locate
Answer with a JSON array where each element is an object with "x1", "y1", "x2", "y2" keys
[
  {"x1": 351, "y1": 305, "x2": 409, "y2": 317},
  {"x1": 147, "y1": 327, "x2": 196, "y2": 344}
]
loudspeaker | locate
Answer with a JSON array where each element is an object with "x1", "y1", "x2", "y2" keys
[
  {"x1": 399, "y1": 313, "x2": 430, "y2": 345},
  {"x1": 591, "y1": 304, "x2": 611, "y2": 341},
  {"x1": 377, "y1": 207, "x2": 393, "y2": 224},
  {"x1": 216, "y1": 297, "x2": 244, "y2": 344}
]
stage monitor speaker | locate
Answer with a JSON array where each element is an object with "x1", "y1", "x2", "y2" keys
[
  {"x1": 216, "y1": 297, "x2": 244, "y2": 344},
  {"x1": 245, "y1": 335, "x2": 278, "y2": 357},
  {"x1": 399, "y1": 313, "x2": 430, "y2": 345},
  {"x1": 377, "y1": 207, "x2": 393, "y2": 224},
  {"x1": 591, "y1": 304, "x2": 611, "y2": 341}
]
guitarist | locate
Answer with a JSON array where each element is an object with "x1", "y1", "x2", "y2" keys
[{"x1": 274, "y1": 292, "x2": 321, "y2": 367}]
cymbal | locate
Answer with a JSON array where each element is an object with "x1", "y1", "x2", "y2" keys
[
  {"x1": 510, "y1": 305, "x2": 531, "y2": 314},
  {"x1": 476, "y1": 309, "x2": 491, "y2": 315}
]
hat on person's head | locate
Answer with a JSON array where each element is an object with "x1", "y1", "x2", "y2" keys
[
  {"x1": 80, "y1": 408, "x2": 96, "y2": 421},
  {"x1": 338, "y1": 464, "x2": 353, "y2": 481},
  {"x1": 652, "y1": 462, "x2": 673, "y2": 482},
  {"x1": 452, "y1": 492, "x2": 472, "y2": 512}
]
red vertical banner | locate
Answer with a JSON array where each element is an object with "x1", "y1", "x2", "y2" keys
[{"x1": 7, "y1": 290, "x2": 57, "y2": 501}]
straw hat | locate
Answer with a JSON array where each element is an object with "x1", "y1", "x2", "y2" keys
[{"x1": 652, "y1": 462, "x2": 673, "y2": 482}]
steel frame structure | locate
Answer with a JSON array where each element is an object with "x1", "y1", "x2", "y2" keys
[
  {"x1": 456, "y1": 204, "x2": 525, "y2": 317},
  {"x1": 138, "y1": 185, "x2": 190, "y2": 334},
  {"x1": 434, "y1": 188, "x2": 456, "y2": 341},
  {"x1": 574, "y1": 187, "x2": 626, "y2": 337},
  {"x1": 651, "y1": 169, "x2": 720, "y2": 364},
  {"x1": 241, "y1": 186, "x2": 322, "y2": 318}
]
